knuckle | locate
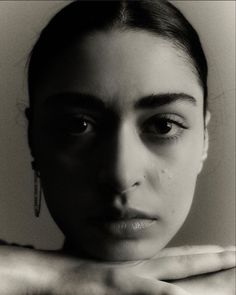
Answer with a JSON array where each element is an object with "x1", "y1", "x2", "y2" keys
[{"x1": 176, "y1": 255, "x2": 193, "y2": 275}]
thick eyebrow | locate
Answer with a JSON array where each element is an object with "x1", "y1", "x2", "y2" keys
[
  {"x1": 134, "y1": 93, "x2": 197, "y2": 109},
  {"x1": 43, "y1": 92, "x2": 106, "y2": 112},
  {"x1": 43, "y1": 92, "x2": 197, "y2": 113}
]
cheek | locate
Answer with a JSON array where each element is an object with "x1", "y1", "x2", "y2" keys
[
  {"x1": 148, "y1": 137, "x2": 204, "y2": 222},
  {"x1": 38, "y1": 141, "x2": 110, "y2": 218},
  {"x1": 161, "y1": 167, "x2": 196, "y2": 217},
  {"x1": 38, "y1": 152, "x2": 88, "y2": 212},
  {"x1": 37, "y1": 133, "x2": 99, "y2": 182},
  {"x1": 147, "y1": 165, "x2": 197, "y2": 239}
]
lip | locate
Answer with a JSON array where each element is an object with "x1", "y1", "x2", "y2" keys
[
  {"x1": 98, "y1": 219, "x2": 156, "y2": 237},
  {"x1": 89, "y1": 208, "x2": 158, "y2": 238}
]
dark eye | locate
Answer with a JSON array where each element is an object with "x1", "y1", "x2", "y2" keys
[
  {"x1": 58, "y1": 116, "x2": 95, "y2": 136},
  {"x1": 141, "y1": 115, "x2": 188, "y2": 141},
  {"x1": 71, "y1": 118, "x2": 91, "y2": 134},
  {"x1": 151, "y1": 118, "x2": 173, "y2": 134}
]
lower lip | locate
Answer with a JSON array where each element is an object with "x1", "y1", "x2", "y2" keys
[{"x1": 92, "y1": 219, "x2": 157, "y2": 238}]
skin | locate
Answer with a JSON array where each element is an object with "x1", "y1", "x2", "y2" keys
[{"x1": 31, "y1": 29, "x2": 210, "y2": 261}]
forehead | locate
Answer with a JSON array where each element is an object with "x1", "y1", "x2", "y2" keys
[{"x1": 34, "y1": 29, "x2": 203, "y2": 109}]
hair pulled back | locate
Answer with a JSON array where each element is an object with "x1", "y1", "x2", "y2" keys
[{"x1": 28, "y1": 0, "x2": 208, "y2": 116}]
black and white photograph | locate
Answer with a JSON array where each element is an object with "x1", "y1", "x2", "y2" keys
[{"x1": 0, "y1": 0, "x2": 235, "y2": 294}]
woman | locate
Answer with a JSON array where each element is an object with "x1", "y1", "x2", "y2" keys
[{"x1": 0, "y1": 1, "x2": 235, "y2": 294}]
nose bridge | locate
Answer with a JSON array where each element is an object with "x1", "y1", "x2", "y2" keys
[{"x1": 113, "y1": 120, "x2": 145, "y2": 190}]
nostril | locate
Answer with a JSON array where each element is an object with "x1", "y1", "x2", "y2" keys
[
  {"x1": 99, "y1": 175, "x2": 145, "y2": 196},
  {"x1": 132, "y1": 181, "x2": 140, "y2": 187},
  {"x1": 120, "y1": 181, "x2": 141, "y2": 195}
]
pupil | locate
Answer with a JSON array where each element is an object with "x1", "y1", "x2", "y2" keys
[
  {"x1": 77, "y1": 120, "x2": 88, "y2": 132},
  {"x1": 156, "y1": 120, "x2": 172, "y2": 134}
]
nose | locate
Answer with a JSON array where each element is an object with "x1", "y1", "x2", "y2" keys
[{"x1": 99, "y1": 122, "x2": 147, "y2": 195}]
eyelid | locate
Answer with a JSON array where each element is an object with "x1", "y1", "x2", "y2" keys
[
  {"x1": 54, "y1": 112, "x2": 97, "y2": 124},
  {"x1": 70, "y1": 114, "x2": 96, "y2": 123},
  {"x1": 140, "y1": 113, "x2": 189, "y2": 129}
]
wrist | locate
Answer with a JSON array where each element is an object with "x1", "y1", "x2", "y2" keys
[{"x1": 17, "y1": 250, "x2": 61, "y2": 292}]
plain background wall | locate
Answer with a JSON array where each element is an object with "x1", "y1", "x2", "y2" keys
[{"x1": 0, "y1": 1, "x2": 235, "y2": 249}]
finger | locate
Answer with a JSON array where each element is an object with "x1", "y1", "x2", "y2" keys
[
  {"x1": 156, "y1": 245, "x2": 226, "y2": 258},
  {"x1": 133, "y1": 279, "x2": 191, "y2": 295},
  {"x1": 174, "y1": 268, "x2": 236, "y2": 295},
  {"x1": 116, "y1": 274, "x2": 191, "y2": 295},
  {"x1": 133, "y1": 250, "x2": 236, "y2": 281},
  {"x1": 157, "y1": 251, "x2": 236, "y2": 280}
]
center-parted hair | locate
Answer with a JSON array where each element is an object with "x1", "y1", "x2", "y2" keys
[{"x1": 28, "y1": 0, "x2": 208, "y2": 115}]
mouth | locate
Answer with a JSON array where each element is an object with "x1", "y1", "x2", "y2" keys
[{"x1": 88, "y1": 208, "x2": 158, "y2": 238}]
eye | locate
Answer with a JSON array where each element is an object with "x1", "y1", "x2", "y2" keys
[
  {"x1": 57, "y1": 115, "x2": 95, "y2": 136},
  {"x1": 141, "y1": 114, "x2": 189, "y2": 141}
]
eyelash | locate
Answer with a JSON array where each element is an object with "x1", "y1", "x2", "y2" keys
[{"x1": 141, "y1": 114, "x2": 189, "y2": 143}]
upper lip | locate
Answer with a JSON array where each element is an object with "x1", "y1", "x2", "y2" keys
[{"x1": 89, "y1": 208, "x2": 158, "y2": 222}]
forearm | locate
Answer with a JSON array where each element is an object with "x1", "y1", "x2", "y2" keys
[{"x1": 0, "y1": 246, "x2": 59, "y2": 295}]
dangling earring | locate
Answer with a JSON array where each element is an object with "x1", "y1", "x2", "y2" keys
[
  {"x1": 34, "y1": 171, "x2": 42, "y2": 217},
  {"x1": 32, "y1": 161, "x2": 42, "y2": 217}
]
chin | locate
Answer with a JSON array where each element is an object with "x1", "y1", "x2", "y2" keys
[
  {"x1": 79, "y1": 238, "x2": 168, "y2": 262},
  {"x1": 62, "y1": 220, "x2": 179, "y2": 261}
]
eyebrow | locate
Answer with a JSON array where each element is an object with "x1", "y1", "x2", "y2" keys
[
  {"x1": 44, "y1": 92, "x2": 197, "y2": 112},
  {"x1": 44, "y1": 93, "x2": 105, "y2": 112},
  {"x1": 134, "y1": 93, "x2": 197, "y2": 109}
]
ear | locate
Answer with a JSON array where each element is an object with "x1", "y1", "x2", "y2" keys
[{"x1": 197, "y1": 110, "x2": 211, "y2": 174}]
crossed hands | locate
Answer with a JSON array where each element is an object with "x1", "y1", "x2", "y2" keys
[{"x1": 0, "y1": 245, "x2": 235, "y2": 295}]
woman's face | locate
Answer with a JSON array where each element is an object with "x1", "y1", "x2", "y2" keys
[{"x1": 32, "y1": 29, "x2": 209, "y2": 261}]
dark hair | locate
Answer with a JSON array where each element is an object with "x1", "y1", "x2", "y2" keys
[{"x1": 28, "y1": 0, "x2": 208, "y2": 116}]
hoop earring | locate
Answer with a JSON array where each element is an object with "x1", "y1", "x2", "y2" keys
[{"x1": 34, "y1": 171, "x2": 42, "y2": 217}]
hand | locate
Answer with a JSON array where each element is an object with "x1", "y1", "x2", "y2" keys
[
  {"x1": 52, "y1": 266, "x2": 190, "y2": 295},
  {"x1": 159, "y1": 245, "x2": 236, "y2": 295},
  {"x1": 125, "y1": 245, "x2": 236, "y2": 294},
  {"x1": 128, "y1": 245, "x2": 236, "y2": 280},
  {"x1": 0, "y1": 245, "x2": 235, "y2": 295},
  {"x1": 50, "y1": 245, "x2": 236, "y2": 294},
  {"x1": 0, "y1": 245, "x2": 189, "y2": 295},
  {"x1": 36, "y1": 245, "x2": 236, "y2": 295}
]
